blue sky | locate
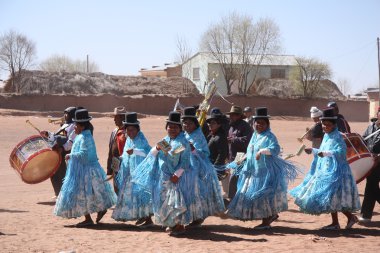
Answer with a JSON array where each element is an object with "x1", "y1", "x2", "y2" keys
[{"x1": 1, "y1": 0, "x2": 379, "y2": 94}]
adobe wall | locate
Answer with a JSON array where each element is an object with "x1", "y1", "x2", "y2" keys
[{"x1": 0, "y1": 94, "x2": 369, "y2": 122}]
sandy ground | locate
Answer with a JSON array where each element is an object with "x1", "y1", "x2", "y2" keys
[{"x1": 1, "y1": 114, "x2": 379, "y2": 253}]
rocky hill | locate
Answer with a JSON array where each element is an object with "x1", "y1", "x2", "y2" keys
[
  {"x1": 2, "y1": 70, "x2": 345, "y2": 100},
  {"x1": 2, "y1": 70, "x2": 199, "y2": 95},
  {"x1": 251, "y1": 79, "x2": 345, "y2": 100}
]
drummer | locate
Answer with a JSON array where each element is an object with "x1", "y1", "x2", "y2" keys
[
  {"x1": 40, "y1": 106, "x2": 77, "y2": 199},
  {"x1": 359, "y1": 108, "x2": 380, "y2": 223},
  {"x1": 305, "y1": 107, "x2": 324, "y2": 148}
]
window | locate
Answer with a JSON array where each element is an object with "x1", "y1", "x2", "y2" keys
[
  {"x1": 271, "y1": 68, "x2": 286, "y2": 79},
  {"x1": 193, "y1": 68, "x2": 200, "y2": 80}
]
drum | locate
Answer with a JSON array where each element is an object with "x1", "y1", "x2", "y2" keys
[
  {"x1": 342, "y1": 133, "x2": 374, "y2": 184},
  {"x1": 9, "y1": 135, "x2": 61, "y2": 184}
]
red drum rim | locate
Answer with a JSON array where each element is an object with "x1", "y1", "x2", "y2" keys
[{"x1": 20, "y1": 148, "x2": 61, "y2": 184}]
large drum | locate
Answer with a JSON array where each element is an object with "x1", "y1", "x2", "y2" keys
[
  {"x1": 9, "y1": 135, "x2": 61, "y2": 184},
  {"x1": 342, "y1": 133, "x2": 374, "y2": 183}
]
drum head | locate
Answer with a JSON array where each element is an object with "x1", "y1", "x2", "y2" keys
[
  {"x1": 349, "y1": 155, "x2": 374, "y2": 184},
  {"x1": 21, "y1": 149, "x2": 61, "y2": 184}
]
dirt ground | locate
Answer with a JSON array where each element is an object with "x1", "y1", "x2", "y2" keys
[{"x1": 1, "y1": 114, "x2": 379, "y2": 253}]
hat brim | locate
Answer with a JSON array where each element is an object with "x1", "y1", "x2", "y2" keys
[
  {"x1": 123, "y1": 120, "x2": 140, "y2": 125},
  {"x1": 320, "y1": 116, "x2": 337, "y2": 120},
  {"x1": 206, "y1": 116, "x2": 222, "y2": 122},
  {"x1": 166, "y1": 119, "x2": 182, "y2": 125},
  {"x1": 253, "y1": 115, "x2": 271, "y2": 119},
  {"x1": 73, "y1": 116, "x2": 93, "y2": 122},
  {"x1": 181, "y1": 115, "x2": 198, "y2": 119}
]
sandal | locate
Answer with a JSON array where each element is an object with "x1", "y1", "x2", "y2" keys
[
  {"x1": 169, "y1": 225, "x2": 186, "y2": 236},
  {"x1": 346, "y1": 215, "x2": 358, "y2": 229},
  {"x1": 269, "y1": 214, "x2": 279, "y2": 224},
  {"x1": 253, "y1": 224, "x2": 271, "y2": 230},
  {"x1": 96, "y1": 210, "x2": 107, "y2": 223},
  {"x1": 76, "y1": 220, "x2": 94, "y2": 227},
  {"x1": 321, "y1": 224, "x2": 340, "y2": 230}
]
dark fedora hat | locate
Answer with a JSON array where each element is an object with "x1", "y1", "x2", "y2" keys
[
  {"x1": 181, "y1": 107, "x2": 197, "y2": 119},
  {"x1": 73, "y1": 109, "x2": 92, "y2": 122},
  {"x1": 226, "y1": 105, "x2": 243, "y2": 115},
  {"x1": 166, "y1": 111, "x2": 182, "y2": 125},
  {"x1": 123, "y1": 112, "x2": 140, "y2": 125},
  {"x1": 320, "y1": 108, "x2": 337, "y2": 120},
  {"x1": 253, "y1": 107, "x2": 271, "y2": 119}
]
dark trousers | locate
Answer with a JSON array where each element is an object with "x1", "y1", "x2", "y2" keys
[
  {"x1": 228, "y1": 175, "x2": 239, "y2": 199},
  {"x1": 50, "y1": 151, "x2": 68, "y2": 196},
  {"x1": 361, "y1": 165, "x2": 380, "y2": 219}
]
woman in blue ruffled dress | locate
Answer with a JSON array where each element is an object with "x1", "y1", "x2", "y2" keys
[
  {"x1": 112, "y1": 112, "x2": 153, "y2": 227},
  {"x1": 54, "y1": 109, "x2": 116, "y2": 227},
  {"x1": 133, "y1": 111, "x2": 198, "y2": 236},
  {"x1": 227, "y1": 107, "x2": 298, "y2": 230},
  {"x1": 290, "y1": 108, "x2": 360, "y2": 230},
  {"x1": 182, "y1": 107, "x2": 225, "y2": 227}
]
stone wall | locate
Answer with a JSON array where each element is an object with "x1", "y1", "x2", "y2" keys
[{"x1": 0, "y1": 94, "x2": 369, "y2": 121}]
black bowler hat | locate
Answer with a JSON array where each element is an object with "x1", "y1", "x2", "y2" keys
[
  {"x1": 181, "y1": 107, "x2": 197, "y2": 119},
  {"x1": 166, "y1": 111, "x2": 182, "y2": 125},
  {"x1": 123, "y1": 112, "x2": 140, "y2": 125},
  {"x1": 327, "y1": 101, "x2": 338, "y2": 108},
  {"x1": 206, "y1": 112, "x2": 223, "y2": 123},
  {"x1": 73, "y1": 109, "x2": 92, "y2": 122},
  {"x1": 320, "y1": 108, "x2": 337, "y2": 120},
  {"x1": 253, "y1": 107, "x2": 270, "y2": 119},
  {"x1": 64, "y1": 106, "x2": 77, "y2": 119}
]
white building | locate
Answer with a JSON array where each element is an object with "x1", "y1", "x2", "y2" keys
[{"x1": 181, "y1": 52, "x2": 298, "y2": 95}]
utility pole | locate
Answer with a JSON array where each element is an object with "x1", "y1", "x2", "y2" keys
[
  {"x1": 87, "y1": 55, "x2": 88, "y2": 72},
  {"x1": 378, "y1": 37, "x2": 380, "y2": 102}
]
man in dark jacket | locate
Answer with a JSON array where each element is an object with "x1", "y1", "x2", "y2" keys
[
  {"x1": 226, "y1": 105, "x2": 253, "y2": 199},
  {"x1": 107, "y1": 106, "x2": 127, "y2": 194},
  {"x1": 327, "y1": 101, "x2": 351, "y2": 133},
  {"x1": 360, "y1": 110, "x2": 380, "y2": 222},
  {"x1": 206, "y1": 112, "x2": 229, "y2": 179}
]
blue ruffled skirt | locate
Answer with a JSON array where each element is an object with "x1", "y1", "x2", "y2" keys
[
  {"x1": 191, "y1": 154, "x2": 225, "y2": 218},
  {"x1": 290, "y1": 158, "x2": 360, "y2": 214},
  {"x1": 112, "y1": 175, "x2": 153, "y2": 221},
  {"x1": 227, "y1": 157, "x2": 298, "y2": 220},
  {"x1": 54, "y1": 160, "x2": 116, "y2": 218}
]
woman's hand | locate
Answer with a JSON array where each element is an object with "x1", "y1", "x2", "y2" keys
[
  {"x1": 255, "y1": 152, "x2": 261, "y2": 160},
  {"x1": 65, "y1": 154, "x2": 70, "y2": 161},
  {"x1": 126, "y1": 148, "x2": 134, "y2": 155},
  {"x1": 170, "y1": 174, "x2": 179, "y2": 183},
  {"x1": 304, "y1": 148, "x2": 312, "y2": 154}
]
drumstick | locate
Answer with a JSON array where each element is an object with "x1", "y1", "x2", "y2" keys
[{"x1": 26, "y1": 120, "x2": 41, "y2": 134}]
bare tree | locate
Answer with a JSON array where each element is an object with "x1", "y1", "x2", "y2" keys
[
  {"x1": 0, "y1": 30, "x2": 36, "y2": 93},
  {"x1": 200, "y1": 12, "x2": 281, "y2": 95},
  {"x1": 337, "y1": 78, "x2": 351, "y2": 96},
  {"x1": 236, "y1": 18, "x2": 281, "y2": 94},
  {"x1": 40, "y1": 54, "x2": 99, "y2": 73},
  {"x1": 175, "y1": 35, "x2": 193, "y2": 93},
  {"x1": 292, "y1": 56, "x2": 332, "y2": 98},
  {"x1": 200, "y1": 13, "x2": 240, "y2": 95}
]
